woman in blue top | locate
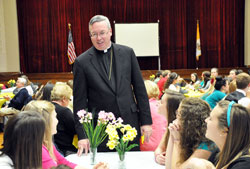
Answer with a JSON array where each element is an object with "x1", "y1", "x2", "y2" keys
[{"x1": 205, "y1": 76, "x2": 229, "y2": 109}]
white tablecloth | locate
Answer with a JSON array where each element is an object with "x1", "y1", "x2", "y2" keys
[
  {"x1": 66, "y1": 151, "x2": 165, "y2": 169},
  {"x1": 1, "y1": 87, "x2": 15, "y2": 93}
]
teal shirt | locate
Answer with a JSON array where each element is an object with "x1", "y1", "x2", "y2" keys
[
  {"x1": 205, "y1": 90, "x2": 226, "y2": 109},
  {"x1": 197, "y1": 142, "x2": 217, "y2": 152}
]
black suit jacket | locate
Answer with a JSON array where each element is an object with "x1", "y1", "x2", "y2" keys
[
  {"x1": 73, "y1": 43, "x2": 152, "y2": 140},
  {"x1": 8, "y1": 88, "x2": 32, "y2": 110},
  {"x1": 225, "y1": 90, "x2": 245, "y2": 103}
]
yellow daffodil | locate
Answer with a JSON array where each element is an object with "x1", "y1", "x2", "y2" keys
[{"x1": 106, "y1": 123, "x2": 138, "y2": 156}]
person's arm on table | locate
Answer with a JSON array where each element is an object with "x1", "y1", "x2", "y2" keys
[
  {"x1": 165, "y1": 134, "x2": 174, "y2": 169},
  {"x1": 181, "y1": 158, "x2": 215, "y2": 169},
  {"x1": 165, "y1": 120, "x2": 179, "y2": 169},
  {"x1": 154, "y1": 130, "x2": 168, "y2": 165},
  {"x1": 172, "y1": 148, "x2": 213, "y2": 169},
  {"x1": 74, "y1": 162, "x2": 109, "y2": 169},
  {"x1": 169, "y1": 121, "x2": 212, "y2": 169}
]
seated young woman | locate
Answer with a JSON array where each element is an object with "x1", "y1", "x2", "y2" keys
[
  {"x1": 189, "y1": 73, "x2": 200, "y2": 86},
  {"x1": 0, "y1": 111, "x2": 46, "y2": 169},
  {"x1": 205, "y1": 76, "x2": 229, "y2": 109},
  {"x1": 199, "y1": 71, "x2": 211, "y2": 93},
  {"x1": 166, "y1": 97, "x2": 214, "y2": 169},
  {"x1": 164, "y1": 72, "x2": 181, "y2": 92},
  {"x1": 185, "y1": 100, "x2": 250, "y2": 169},
  {"x1": 23, "y1": 100, "x2": 108, "y2": 169},
  {"x1": 154, "y1": 89, "x2": 185, "y2": 165},
  {"x1": 140, "y1": 80, "x2": 167, "y2": 151}
]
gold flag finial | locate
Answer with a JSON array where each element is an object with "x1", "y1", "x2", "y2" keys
[{"x1": 68, "y1": 23, "x2": 71, "y2": 30}]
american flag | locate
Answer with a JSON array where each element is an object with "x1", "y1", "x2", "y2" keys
[{"x1": 67, "y1": 29, "x2": 77, "y2": 64}]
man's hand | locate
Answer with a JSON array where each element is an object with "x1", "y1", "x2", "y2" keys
[
  {"x1": 3, "y1": 95, "x2": 11, "y2": 101},
  {"x1": 77, "y1": 139, "x2": 90, "y2": 156},
  {"x1": 141, "y1": 125, "x2": 152, "y2": 143}
]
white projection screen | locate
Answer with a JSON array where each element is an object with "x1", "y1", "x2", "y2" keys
[{"x1": 114, "y1": 23, "x2": 159, "y2": 57}]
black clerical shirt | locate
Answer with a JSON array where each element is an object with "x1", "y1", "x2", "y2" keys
[{"x1": 95, "y1": 46, "x2": 116, "y2": 91}]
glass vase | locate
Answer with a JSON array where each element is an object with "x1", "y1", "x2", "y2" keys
[
  {"x1": 118, "y1": 152, "x2": 126, "y2": 169},
  {"x1": 90, "y1": 147, "x2": 97, "y2": 165}
]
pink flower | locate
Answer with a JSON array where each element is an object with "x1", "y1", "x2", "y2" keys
[
  {"x1": 77, "y1": 110, "x2": 87, "y2": 118},
  {"x1": 98, "y1": 110, "x2": 107, "y2": 120},
  {"x1": 107, "y1": 112, "x2": 115, "y2": 121}
]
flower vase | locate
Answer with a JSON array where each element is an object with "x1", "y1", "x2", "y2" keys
[
  {"x1": 90, "y1": 147, "x2": 97, "y2": 165},
  {"x1": 118, "y1": 152, "x2": 126, "y2": 169}
]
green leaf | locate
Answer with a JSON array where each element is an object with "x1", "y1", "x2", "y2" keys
[{"x1": 126, "y1": 144, "x2": 138, "y2": 151}]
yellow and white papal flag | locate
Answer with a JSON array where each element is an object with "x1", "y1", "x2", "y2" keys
[{"x1": 196, "y1": 20, "x2": 201, "y2": 61}]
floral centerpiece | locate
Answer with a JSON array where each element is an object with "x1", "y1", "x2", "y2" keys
[
  {"x1": 105, "y1": 122, "x2": 138, "y2": 163},
  {"x1": 193, "y1": 83, "x2": 200, "y2": 91},
  {"x1": 149, "y1": 74, "x2": 155, "y2": 81},
  {"x1": 7, "y1": 79, "x2": 16, "y2": 87},
  {"x1": 77, "y1": 109, "x2": 116, "y2": 164}
]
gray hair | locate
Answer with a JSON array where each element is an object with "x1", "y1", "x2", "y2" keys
[
  {"x1": 89, "y1": 15, "x2": 111, "y2": 30},
  {"x1": 18, "y1": 77, "x2": 27, "y2": 86},
  {"x1": 211, "y1": 67, "x2": 218, "y2": 73}
]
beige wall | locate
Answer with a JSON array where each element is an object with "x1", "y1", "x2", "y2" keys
[
  {"x1": 0, "y1": 0, "x2": 20, "y2": 72},
  {"x1": 0, "y1": 1, "x2": 250, "y2": 72},
  {"x1": 245, "y1": 0, "x2": 250, "y2": 66}
]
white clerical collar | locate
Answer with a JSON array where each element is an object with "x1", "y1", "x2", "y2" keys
[{"x1": 103, "y1": 44, "x2": 112, "y2": 53}]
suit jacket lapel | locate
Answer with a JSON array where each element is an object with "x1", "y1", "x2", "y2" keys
[
  {"x1": 89, "y1": 47, "x2": 116, "y2": 93},
  {"x1": 113, "y1": 44, "x2": 122, "y2": 92}
]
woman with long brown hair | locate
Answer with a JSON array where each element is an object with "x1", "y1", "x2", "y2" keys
[
  {"x1": 166, "y1": 97, "x2": 213, "y2": 169},
  {"x1": 154, "y1": 90, "x2": 185, "y2": 165},
  {"x1": 207, "y1": 100, "x2": 250, "y2": 168},
  {"x1": 0, "y1": 111, "x2": 45, "y2": 169}
]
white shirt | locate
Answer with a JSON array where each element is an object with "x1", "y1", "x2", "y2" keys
[
  {"x1": 0, "y1": 153, "x2": 14, "y2": 169},
  {"x1": 239, "y1": 97, "x2": 250, "y2": 108},
  {"x1": 236, "y1": 89, "x2": 246, "y2": 96},
  {"x1": 25, "y1": 85, "x2": 34, "y2": 96},
  {"x1": 169, "y1": 84, "x2": 179, "y2": 92}
]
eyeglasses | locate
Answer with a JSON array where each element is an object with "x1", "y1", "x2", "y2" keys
[{"x1": 90, "y1": 31, "x2": 109, "y2": 38}]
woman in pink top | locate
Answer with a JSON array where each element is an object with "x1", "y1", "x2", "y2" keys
[
  {"x1": 140, "y1": 80, "x2": 167, "y2": 151},
  {"x1": 24, "y1": 100, "x2": 108, "y2": 169}
]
